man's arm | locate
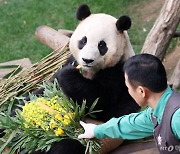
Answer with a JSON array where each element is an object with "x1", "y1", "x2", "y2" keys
[{"x1": 79, "y1": 108, "x2": 154, "y2": 140}]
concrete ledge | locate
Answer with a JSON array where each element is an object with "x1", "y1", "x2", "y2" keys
[{"x1": 0, "y1": 58, "x2": 32, "y2": 78}]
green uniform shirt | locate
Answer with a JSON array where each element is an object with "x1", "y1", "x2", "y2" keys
[{"x1": 94, "y1": 86, "x2": 180, "y2": 140}]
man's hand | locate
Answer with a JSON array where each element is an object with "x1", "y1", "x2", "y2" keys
[{"x1": 78, "y1": 121, "x2": 97, "y2": 139}]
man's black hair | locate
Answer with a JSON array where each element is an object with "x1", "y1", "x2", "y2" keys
[{"x1": 123, "y1": 54, "x2": 167, "y2": 92}]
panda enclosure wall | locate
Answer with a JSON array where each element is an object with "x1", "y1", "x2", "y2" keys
[{"x1": 36, "y1": 0, "x2": 180, "y2": 90}]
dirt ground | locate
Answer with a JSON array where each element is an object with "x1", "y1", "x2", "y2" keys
[
  {"x1": 163, "y1": 46, "x2": 180, "y2": 78},
  {"x1": 131, "y1": 0, "x2": 164, "y2": 23}
]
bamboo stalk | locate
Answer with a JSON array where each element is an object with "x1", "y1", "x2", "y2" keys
[{"x1": 0, "y1": 45, "x2": 71, "y2": 105}]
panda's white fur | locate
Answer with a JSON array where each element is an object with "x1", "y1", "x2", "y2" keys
[{"x1": 69, "y1": 13, "x2": 134, "y2": 79}]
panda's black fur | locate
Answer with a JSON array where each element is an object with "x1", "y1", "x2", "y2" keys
[
  {"x1": 52, "y1": 55, "x2": 139, "y2": 122},
  {"x1": 33, "y1": 4, "x2": 140, "y2": 154}
]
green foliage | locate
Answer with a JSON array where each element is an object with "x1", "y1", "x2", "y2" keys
[
  {"x1": 0, "y1": 0, "x2": 148, "y2": 64},
  {"x1": 0, "y1": 0, "x2": 179, "y2": 63},
  {"x1": 0, "y1": 79, "x2": 101, "y2": 154}
]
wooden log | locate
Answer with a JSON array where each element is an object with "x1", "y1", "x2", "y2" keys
[
  {"x1": 169, "y1": 60, "x2": 180, "y2": 90},
  {"x1": 173, "y1": 32, "x2": 180, "y2": 38},
  {"x1": 141, "y1": 0, "x2": 180, "y2": 60},
  {"x1": 35, "y1": 25, "x2": 70, "y2": 51},
  {"x1": 111, "y1": 138, "x2": 158, "y2": 154},
  {"x1": 58, "y1": 29, "x2": 73, "y2": 37}
]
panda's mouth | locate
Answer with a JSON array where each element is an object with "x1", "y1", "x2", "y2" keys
[{"x1": 83, "y1": 64, "x2": 92, "y2": 68}]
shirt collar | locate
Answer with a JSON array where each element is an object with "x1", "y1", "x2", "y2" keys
[{"x1": 152, "y1": 86, "x2": 173, "y2": 123}]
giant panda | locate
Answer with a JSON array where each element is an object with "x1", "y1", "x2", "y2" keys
[{"x1": 34, "y1": 4, "x2": 140, "y2": 154}]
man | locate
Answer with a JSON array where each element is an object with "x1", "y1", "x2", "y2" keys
[{"x1": 78, "y1": 54, "x2": 180, "y2": 154}]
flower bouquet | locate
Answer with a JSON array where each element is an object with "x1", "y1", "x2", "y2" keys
[{"x1": 0, "y1": 79, "x2": 101, "y2": 154}]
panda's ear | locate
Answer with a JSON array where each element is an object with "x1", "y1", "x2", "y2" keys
[
  {"x1": 116, "y1": 16, "x2": 131, "y2": 31},
  {"x1": 76, "y1": 4, "x2": 91, "y2": 21}
]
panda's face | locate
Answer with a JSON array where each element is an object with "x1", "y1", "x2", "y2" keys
[{"x1": 69, "y1": 14, "x2": 127, "y2": 78}]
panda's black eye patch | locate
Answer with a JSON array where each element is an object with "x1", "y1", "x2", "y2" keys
[
  {"x1": 98, "y1": 40, "x2": 108, "y2": 56},
  {"x1": 78, "y1": 36, "x2": 87, "y2": 50}
]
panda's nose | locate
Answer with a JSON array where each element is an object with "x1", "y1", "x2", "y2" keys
[{"x1": 82, "y1": 58, "x2": 94, "y2": 64}]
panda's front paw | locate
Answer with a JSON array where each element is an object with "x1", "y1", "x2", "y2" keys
[
  {"x1": 53, "y1": 65, "x2": 83, "y2": 92},
  {"x1": 56, "y1": 65, "x2": 81, "y2": 79}
]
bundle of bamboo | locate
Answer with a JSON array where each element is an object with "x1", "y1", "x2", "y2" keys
[{"x1": 0, "y1": 46, "x2": 70, "y2": 107}]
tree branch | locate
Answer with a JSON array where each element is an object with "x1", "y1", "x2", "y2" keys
[
  {"x1": 169, "y1": 60, "x2": 180, "y2": 90},
  {"x1": 141, "y1": 0, "x2": 180, "y2": 60}
]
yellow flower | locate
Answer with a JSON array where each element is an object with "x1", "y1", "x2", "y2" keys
[
  {"x1": 24, "y1": 123, "x2": 29, "y2": 128},
  {"x1": 21, "y1": 96, "x2": 74, "y2": 136},
  {"x1": 68, "y1": 112, "x2": 74, "y2": 118},
  {"x1": 55, "y1": 127, "x2": 64, "y2": 136},
  {"x1": 55, "y1": 114, "x2": 63, "y2": 121},
  {"x1": 49, "y1": 119, "x2": 57, "y2": 129},
  {"x1": 63, "y1": 119, "x2": 71, "y2": 125},
  {"x1": 42, "y1": 125, "x2": 50, "y2": 131}
]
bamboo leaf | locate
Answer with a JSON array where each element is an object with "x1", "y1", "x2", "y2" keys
[
  {"x1": 0, "y1": 130, "x2": 17, "y2": 153},
  {"x1": 89, "y1": 141, "x2": 93, "y2": 154},
  {"x1": 45, "y1": 138, "x2": 61, "y2": 144},
  {"x1": 0, "y1": 65, "x2": 19, "y2": 69},
  {"x1": 89, "y1": 98, "x2": 99, "y2": 113},
  {"x1": 79, "y1": 100, "x2": 86, "y2": 117},
  {"x1": 3, "y1": 67, "x2": 23, "y2": 79},
  {"x1": 8, "y1": 135, "x2": 27, "y2": 154},
  {"x1": 85, "y1": 140, "x2": 90, "y2": 154}
]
